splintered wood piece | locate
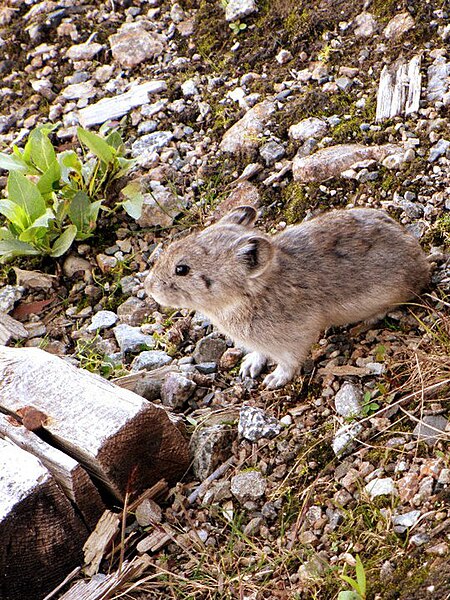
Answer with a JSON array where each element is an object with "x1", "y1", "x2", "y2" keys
[
  {"x1": 58, "y1": 556, "x2": 151, "y2": 600},
  {"x1": 136, "y1": 526, "x2": 172, "y2": 554},
  {"x1": 83, "y1": 510, "x2": 120, "y2": 577},
  {"x1": 0, "y1": 413, "x2": 104, "y2": 529},
  {"x1": 0, "y1": 438, "x2": 88, "y2": 600},
  {"x1": 0, "y1": 347, "x2": 190, "y2": 501},
  {"x1": 0, "y1": 311, "x2": 28, "y2": 344},
  {"x1": 376, "y1": 55, "x2": 422, "y2": 121}
]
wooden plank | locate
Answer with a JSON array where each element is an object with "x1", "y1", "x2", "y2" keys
[
  {"x1": 0, "y1": 346, "x2": 189, "y2": 501},
  {"x1": 0, "y1": 413, "x2": 105, "y2": 529},
  {"x1": 0, "y1": 438, "x2": 88, "y2": 600},
  {"x1": 376, "y1": 55, "x2": 422, "y2": 121}
]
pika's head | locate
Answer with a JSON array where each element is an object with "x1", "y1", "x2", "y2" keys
[{"x1": 145, "y1": 206, "x2": 275, "y2": 313}]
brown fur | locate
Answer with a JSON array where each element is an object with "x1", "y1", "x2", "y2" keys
[{"x1": 145, "y1": 206, "x2": 430, "y2": 388}]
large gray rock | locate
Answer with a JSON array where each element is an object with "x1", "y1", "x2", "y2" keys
[
  {"x1": 131, "y1": 350, "x2": 172, "y2": 372},
  {"x1": 109, "y1": 23, "x2": 165, "y2": 68},
  {"x1": 131, "y1": 132, "x2": 173, "y2": 167},
  {"x1": 365, "y1": 477, "x2": 397, "y2": 499},
  {"x1": 292, "y1": 143, "x2": 401, "y2": 183},
  {"x1": 220, "y1": 100, "x2": 276, "y2": 154},
  {"x1": 0, "y1": 285, "x2": 24, "y2": 313},
  {"x1": 87, "y1": 310, "x2": 118, "y2": 332}
]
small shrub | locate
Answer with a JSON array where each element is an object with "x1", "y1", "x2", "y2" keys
[{"x1": 0, "y1": 124, "x2": 140, "y2": 262}]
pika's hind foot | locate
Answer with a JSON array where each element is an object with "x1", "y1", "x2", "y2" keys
[{"x1": 239, "y1": 352, "x2": 267, "y2": 379}]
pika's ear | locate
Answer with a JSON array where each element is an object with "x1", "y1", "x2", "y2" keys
[
  {"x1": 219, "y1": 205, "x2": 258, "y2": 228},
  {"x1": 235, "y1": 235, "x2": 274, "y2": 278}
]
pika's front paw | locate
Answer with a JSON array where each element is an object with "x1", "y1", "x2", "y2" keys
[
  {"x1": 239, "y1": 352, "x2": 267, "y2": 379},
  {"x1": 263, "y1": 365, "x2": 296, "y2": 389}
]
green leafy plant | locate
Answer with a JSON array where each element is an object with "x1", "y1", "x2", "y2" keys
[
  {"x1": 0, "y1": 124, "x2": 139, "y2": 262},
  {"x1": 360, "y1": 391, "x2": 380, "y2": 417},
  {"x1": 229, "y1": 20, "x2": 247, "y2": 34},
  {"x1": 338, "y1": 555, "x2": 367, "y2": 600}
]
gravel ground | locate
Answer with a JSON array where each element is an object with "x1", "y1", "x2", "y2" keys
[{"x1": 1, "y1": 0, "x2": 450, "y2": 598}]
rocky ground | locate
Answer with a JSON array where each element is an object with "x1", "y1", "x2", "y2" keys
[{"x1": 1, "y1": 0, "x2": 450, "y2": 598}]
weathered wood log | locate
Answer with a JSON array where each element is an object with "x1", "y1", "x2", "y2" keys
[
  {"x1": 376, "y1": 55, "x2": 422, "y2": 121},
  {"x1": 0, "y1": 346, "x2": 189, "y2": 501},
  {"x1": 0, "y1": 412, "x2": 105, "y2": 529},
  {"x1": 0, "y1": 438, "x2": 89, "y2": 600}
]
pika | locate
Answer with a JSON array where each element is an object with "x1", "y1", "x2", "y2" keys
[{"x1": 145, "y1": 206, "x2": 430, "y2": 389}]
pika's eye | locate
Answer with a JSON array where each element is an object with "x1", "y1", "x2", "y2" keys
[{"x1": 175, "y1": 264, "x2": 190, "y2": 276}]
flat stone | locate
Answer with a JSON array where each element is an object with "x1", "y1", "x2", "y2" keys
[
  {"x1": 87, "y1": 310, "x2": 118, "y2": 332},
  {"x1": 109, "y1": 23, "x2": 165, "y2": 68},
  {"x1": 225, "y1": 0, "x2": 257, "y2": 22},
  {"x1": 61, "y1": 81, "x2": 96, "y2": 100},
  {"x1": 160, "y1": 372, "x2": 196, "y2": 409},
  {"x1": 413, "y1": 415, "x2": 449, "y2": 446},
  {"x1": 238, "y1": 405, "x2": 282, "y2": 442},
  {"x1": 293, "y1": 143, "x2": 401, "y2": 183},
  {"x1": 78, "y1": 81, "x2": 167, "y2": 127},
  {"x1": 137, "y1": 182, "x2": 184, "y2": 228},
  {"x1": 194, "y1": 362, "x2": 217, "y2": 374},
  {"x1": 392, "y1": 509, "x2": 421, "y2": 533},
  {"x1": 113, "y1": 324, "x2": 155, "y2": 353},
  {"x1": 365, "y1": 477, "x2": 397, "y2": 499},
  {"x1": 231, "y1": 470, "x2": 266, "y2": 503},
  {"x1": 383, "y1": 12, "x2": 415, "y2": 39},
  {"x1": 213, "y1": 181, "x2": 260, "y2": 219},
  {"x1": 193, "y1": 336, "x2": 227, "y2": 364},
  {"x1": 66, "y1": 42, "x2": 103, "y2": 61},
  {"x1": 131, "y1": 350, "x2": 172, "y2": 371},
  {"x1": 334, "y1": 383, "x2": 363, "y2": 418},
  {"x1": 289, "y1": 117, "x2": 328, "y2": 142},
  {"x1": 332, "y1": 423, "x2": 363, "y2": 456},
  {"x1": 220, "y1": 100, "x2": 276, "y2": 154}
]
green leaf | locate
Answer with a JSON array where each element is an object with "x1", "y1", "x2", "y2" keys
[
  {"x1": 0, "y1": 239, "x2": 40, "y2": 260},
  {"x1": 104, "y1": 130, "x2": 123, "y2": 150},
  {"x1": 7, "y1": 171, "x2": 46, "y2": 225},
  {"x1": 50, "y1": 225, "x2": 77, "y2": 257},
  {"x1": 340, "y1": 575, "x2": 360, "y2": 592},
  {"x1": 30, "y1": 207, "x2": 55, "y2": 229},
  {"x1": 0, "y1": 227, "x2": 14, "y2": 241},
  {"x1": 68, "y1": 191, "x2": 91, "y2": 233},
  {"x1": 77, "y1": 127, "x2": 115, "y2": 164},
  {"x1": 28, "y1": 128, "x2": 56, "y2": 172},
  {"x1": 338, "y1": 592, "x2": 361, "y2": 600},
  {"x1": 19, "y1": 227, "x2": 48, "y2": 243},
  {"x1": 0, "y1": 151, "x2": 29, "y2": 173},
  {"x1": 121, "y1": 181, "x2": 143, "y2": 219},
  {"x1": 0, "y1": 200, "x2": 29, "y2": 230},
  {"x1": 58, "y1": 150, "x2": 82, "y2": 183},
  {"x1": 355, "y1": 556, "x2": 366, "y2": 595},
  {"x1": 89, "y1": 199, "x2": 103, "y2": 224},
  {"x1": 37, "y1": 159, "x2": 61, "y2": 197}
]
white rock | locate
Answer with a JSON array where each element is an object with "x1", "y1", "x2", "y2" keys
[
  {"x1": 354, "y1": 12, "x2": 378, "y2": 37},
  {"x1": 181, "y1": 78, "x2": 198, "y2": 97},
  {"x1": 288, "y1": 117, "x2": 328, "y2": 142},
  {"x1": 62, "y1": 82, "x2": 96, "y2": 100},
  {"x1": 334, "y1": 383, "x2": 362, "y2": 418},
  {"x1": 276, "y1": 49, "x2": 293, "y2": 64},
  {"x1": 87, "y1": 310, "x2": 118, "y2": 332},
  {"x1": 220, "y1": 100, "x2": 276, "y2": 154},
  {"x1": 225, "y1": 0, "x2": 257, "y2": 22},
  {"x1": 332, "y1": 423, "x2": 363, "y2": 456},
  {"x1": 365, "y1": 477, "x2": 397, "y2": 499},
  {"x1": 383, "y1": 12, "x2": 414, "y2": 39},
  {"x1": 66, "y1": 42, "x2": 103, "y2": 61}
]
